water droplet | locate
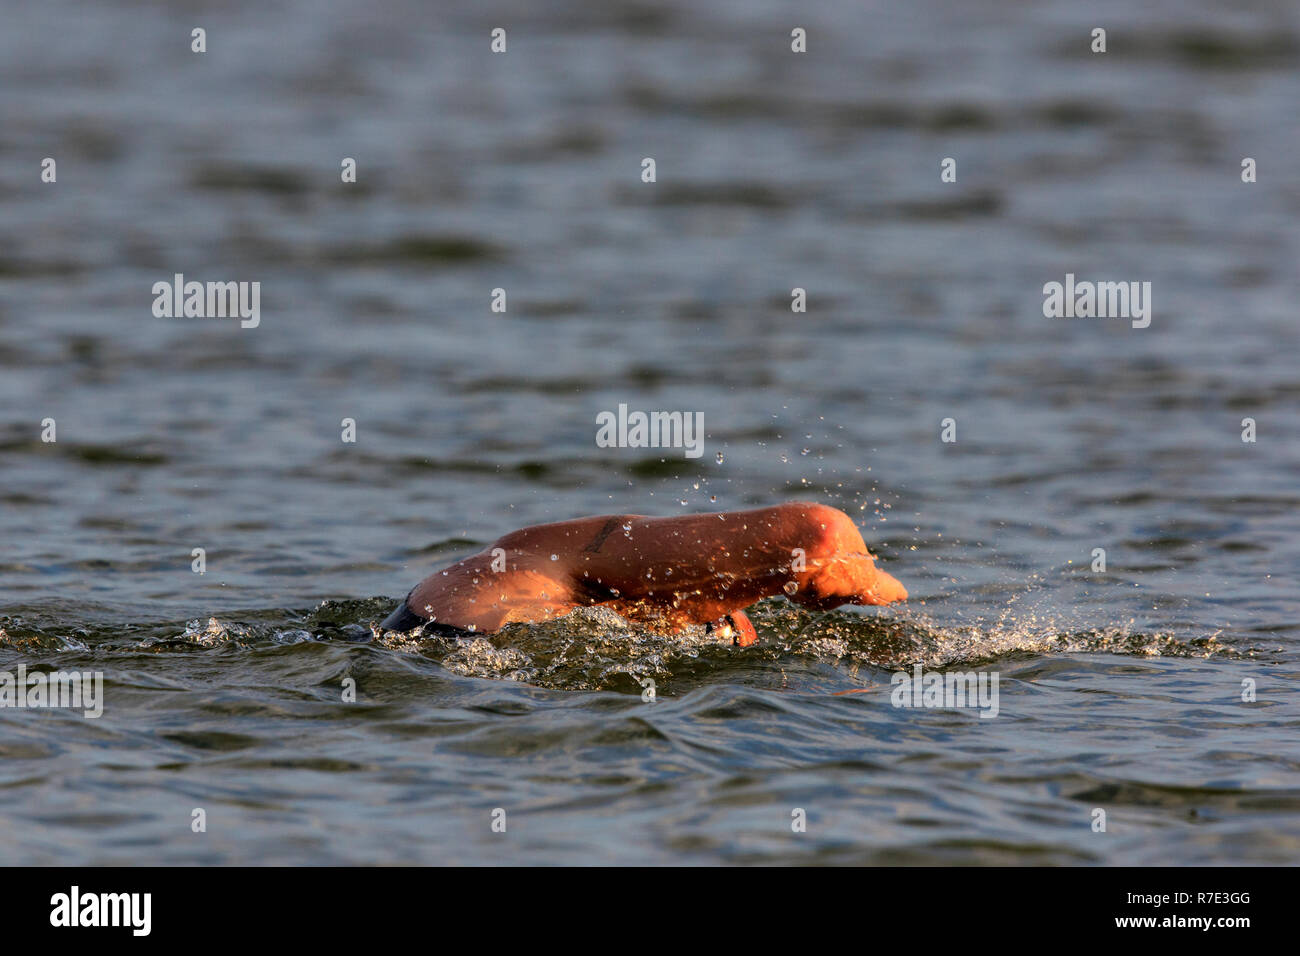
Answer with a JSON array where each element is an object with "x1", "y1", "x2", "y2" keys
[
  {"x1": 715, "y1": 452, "x2": 724, "y2": 464},
  {"x1": 550, "y1": 553, "x2": 558, "y2": 561},
  {"x1": 783, "y1": 581, "x2": 799, "y2": 596}
]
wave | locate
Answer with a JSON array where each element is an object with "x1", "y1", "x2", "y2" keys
[{"x1": 0, "y1": 597, "x2": 1251, "y2": 693}]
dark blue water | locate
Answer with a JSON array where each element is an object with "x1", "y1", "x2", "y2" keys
[{"x1": 1, "y1": 0, "x2": 1298, "y2": 864}]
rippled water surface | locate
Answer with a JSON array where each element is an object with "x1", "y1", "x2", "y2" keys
[{"x1": 1, "y1": 0, "x2": 1298, "y2": 864}]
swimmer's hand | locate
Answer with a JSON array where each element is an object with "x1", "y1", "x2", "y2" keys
[{"x1": 788, "y1": 551, "x2": 908, "y2": 611}]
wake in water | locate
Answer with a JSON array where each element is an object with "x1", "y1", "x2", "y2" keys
[{"x1": 0, "y1": 596, "x2": 1249, "y2": 693}]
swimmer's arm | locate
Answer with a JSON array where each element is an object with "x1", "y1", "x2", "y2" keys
[
  {"x1": 555, "y1": 505, "x2": 906, "y2": 612},
  {"x1": 406, "y1": 504, "x2": 905, "y2": 633}
]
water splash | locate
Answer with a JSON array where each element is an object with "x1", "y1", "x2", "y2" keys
[{"x1": 0, "y1": 597, "x2": 1253, "y2": 695}]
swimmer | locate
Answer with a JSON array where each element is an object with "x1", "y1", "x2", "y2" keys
[{"x1": 380, "y1": 501, "x2": 907, "y2": 646}]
